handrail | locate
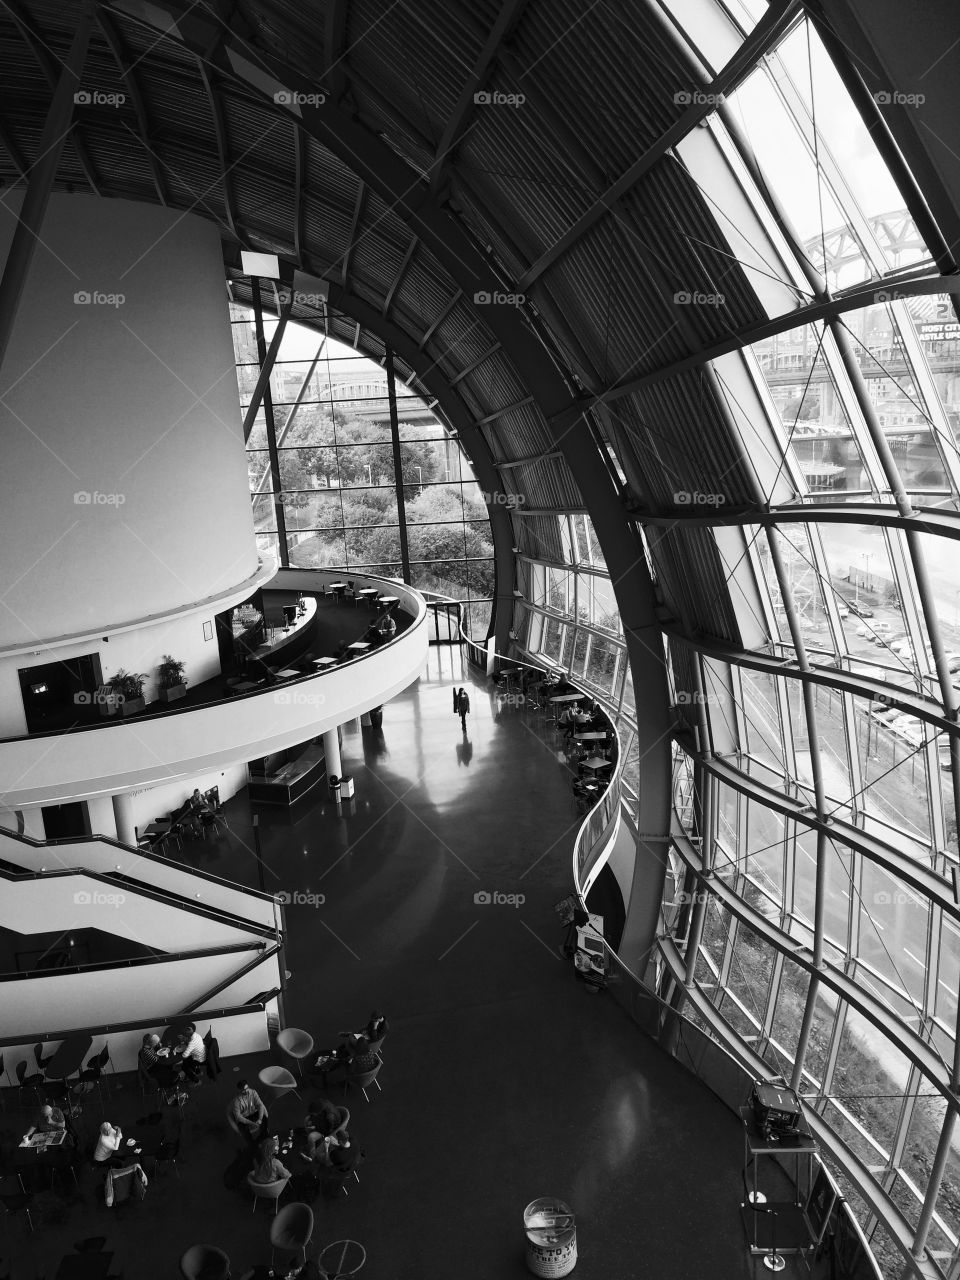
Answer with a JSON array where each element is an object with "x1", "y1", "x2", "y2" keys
[
  {"x1": 0, "y1": 825, "x2": 278, "y2": 903},
  {"x1": 180, "y1": 943, "x2": 280, "y2": 1014},
  {"x1": 0, "y1": 939, "x2": 264, "y2": 983},
  {"x1": 0, "y1": 855, "x2": 277, "y2": 939},
  {"x1": 0, "y1": 571, "x2": 426, "y2": 744}
]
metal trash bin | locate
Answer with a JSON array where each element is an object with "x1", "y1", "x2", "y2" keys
[
  {"x1": 340, "y1": 775, "x2": 355, "y2": 799},
  {"x1": 524, "y1": 1198, "x2": 577, "y2": 1277},
  {"x1": 328, "y1": 774, "x2": 341, "y2": 801}
]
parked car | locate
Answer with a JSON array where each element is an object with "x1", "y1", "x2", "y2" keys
[{"x1": 850, "y1": 604, "x2": 874, "y2": 618}]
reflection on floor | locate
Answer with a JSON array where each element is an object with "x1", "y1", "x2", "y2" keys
[{"x1": 1, "y1": 648, "x2": 807, "y2": 1279}]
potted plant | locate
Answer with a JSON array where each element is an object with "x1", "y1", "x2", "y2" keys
[
  {"x1": 157, "y1": 654, "x2": 188, "y2": 704},
  {"x1": 107, "y1": 669, "x2": 147, "y2": 717}
]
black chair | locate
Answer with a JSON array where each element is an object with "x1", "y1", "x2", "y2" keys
[
  {"x1": 15, "y1": 1059, "x2": 44, "y2": 1106},
  {"x1": 149, "y1": 1136, "x2": 180, "y2": 1180},
  {"x1": 0, "y1": 1173, "x2": 33, "y2": 1232}
]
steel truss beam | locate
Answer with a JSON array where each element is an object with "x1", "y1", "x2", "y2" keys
[
  {"x1": 96, "y1": 8, "x2": 168, "y2": 206},
  {"x1": 639, "y1": 502, "x2": 960, "y2": 538},
  {"x1": 493, "y1": 450, "x2": 562, "y2": 469},
  {"x1": 5, "y1": 0, "x2": 101, "y2": 196},
  {"x1": 198, "y1": 59, "x2": 237, "y2": 239},
  {"x1": 0, "y1": 5, "x2": 95, "y2": 380},
  {"x1": 549, "y1": 268, "x2": 957, "y2": 428},
  {"x1": 428, "y1": 0, "x2": 529, "y2": 198},
  {"x1": 516, "y1": 0, "x2": 802, "y2": 293},
  {"x1": 382, "y1": 236, "x2": 418, "y2": 318}
]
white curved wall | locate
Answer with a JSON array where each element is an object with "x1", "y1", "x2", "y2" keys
[
  {"x1": 0, "y1": 193, "x2": 257, "y2": 645},
  {"x1": 0, "y1": 580, "x2": 428, "y2": 805}
]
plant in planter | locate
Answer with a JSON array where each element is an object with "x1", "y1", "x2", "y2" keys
[
  {"x1": 157, "y1": 655, "x2": 188, "y2": 704},
  {"x1": 107, "y1": 669, "x2": 147, "y2": 717}
]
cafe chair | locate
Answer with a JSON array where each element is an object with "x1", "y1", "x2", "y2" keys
[
  {"x1": 180, "y1": 1245, "x2": 231, "y2": 1280},
  {"x1": 276, "y1": 1028, "x2": 314, "y2": 1078},
  {"x1": 246, "y1": 1169, "x2": 290, "y2": 1214},
  {"x1": 333, "y1": 1106, "x2": 350, "y2": 1142},
  {"x1": 323, "y1": 1165, "x2": 360, "y2": 1198},
  {"x1": 0, "y1": 1173, "x2": 34, "y2": 1233},
  {"x1": 147, "y1": 1136, "x2": 180, "y2": 1180},
  {"x1": 200, "y1": 809, "x2": 224, "y2": 840},
  {"x1": 138, "y1": 1064, "x2": 161, "y2": 1102},
  {"x1": 342, "y1": 1059, "x2": 382, "y2": 1103},
  {"x1": 15, "y1": 1059, "x2": 44, "y2": 1106},
  {"x1": 46, "y1": 1144, "x2": 80, "y2": 1193},
  {"x1": 258, "y1": 1065, "x2": 300, "y2": 1100},
  {"x1": 270, "y1": 1202, "x2": 314, "y2": 1272},
  {"x1": 34, "y1": 1043, "x2": 54, "y2": 1074}
]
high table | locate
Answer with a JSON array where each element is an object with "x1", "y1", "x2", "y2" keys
[
  {"x1": 550, "y1": 693, "x2": 583, "y2": 703},
  {"x1": 346, "y1": 641, "x2": 371, "y2": 654},
  {"x1": 376, "y1": 595, "x2": 399, "y2": 611},
  {"x1": 312, "y1": 656, "x2": 338, "y2": 669},
  {"x1": 573, "y1": 730, "x2": 607, "y2": 742}
]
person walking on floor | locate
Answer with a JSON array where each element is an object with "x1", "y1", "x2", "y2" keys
[{"x1": 454, "y1": 687, "x2": 470, "y2": 732}]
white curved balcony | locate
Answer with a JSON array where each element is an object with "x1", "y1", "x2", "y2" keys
[{"x1": 0, "y1": 578, "x2": 427, "y2": 807}]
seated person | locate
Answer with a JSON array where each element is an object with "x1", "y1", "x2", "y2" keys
[
  {"x1": 138, "y1": 1033, "x2": 163, "y2": 1074},
  {"x1": 250, "y1": 1135, "x2": 291, "y2": 1185},
  {"x1": 329, "y1": 1133, "x2": 364, "y2": 1176},
  {"x1": 177, "y1": 1023, "x2": 206, "y2": 1082},
  {"x1": 315, "y1": 1041, "x2": 354, "y2": 1085},
  {"x1": 323, "y1": 1041, "x2": 379, "y2": 1086},
  {"x1": 305, "y1": 1098, "x2": 342, "y2": 1145},
  {"x1": 228, "y1": 1079, "x2": 268, "y2": 1144},
  {"x1": 320, "y1": 1134, "x2": 365, "y2": 1197},
  {"x1": 93, "y1": 1121, "x2": 125, "y2": 1167},
  {"x1": 24, "y1": 1103, "x2": 67, "y2": 1140},
  {"x1": 190, "y1": 788, "x2": 214, "y2": 819},
  {"x1": 376, "y1": 614, "x2": 397, "y2": 640},
  {"x1": 339, "y1": 1010, "x2": 388, "y2": 1045}
]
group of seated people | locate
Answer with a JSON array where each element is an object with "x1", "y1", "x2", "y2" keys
[
  {"x1": 230, "y1": 1010, "x2": 386, "y2": 1202},
  {"x1": 138, "y1": 1022, "x2": 207, "y2": 1100},
  {"x1": 149, "y1": 789, "x2": 219, "y2": 845},
  {"x1": 558, "y1": 701, "x2": 608, "y2": 740}
]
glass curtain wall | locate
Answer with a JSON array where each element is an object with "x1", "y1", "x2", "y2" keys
[
  {"x1": 231, "y1": 304, "x2": 495, "y2": 638},
  {"x1": 514, "y1": 8, "x2": 960, "y2": 1276}
]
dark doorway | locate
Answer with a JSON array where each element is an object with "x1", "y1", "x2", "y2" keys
[
  {"x1": 18, "y1": 653, "x2": 103, "y2": 734},
  {"x1": 41, "y1": 801, "x2": 91, "y2": 841}
]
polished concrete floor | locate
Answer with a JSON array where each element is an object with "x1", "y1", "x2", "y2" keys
[{"x1": 1, "y1": 648, "x2": 808, "y2": 1279}]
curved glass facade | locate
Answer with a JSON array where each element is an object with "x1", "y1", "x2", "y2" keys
[
  {"x1": 230, "y1": 304, "x2": 495, "y2": 638},
  {"x1": 511, "y1": 9, "x2": 960, "y2": 1276}
]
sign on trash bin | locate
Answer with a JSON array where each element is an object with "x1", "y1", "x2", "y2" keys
[{"x1": 340, "y1": 776, "x2": 355, "y2": 799}]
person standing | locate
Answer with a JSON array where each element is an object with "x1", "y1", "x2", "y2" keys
[{"x1": 455, "y1": 687, "x2": 470, "y2": 731}]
